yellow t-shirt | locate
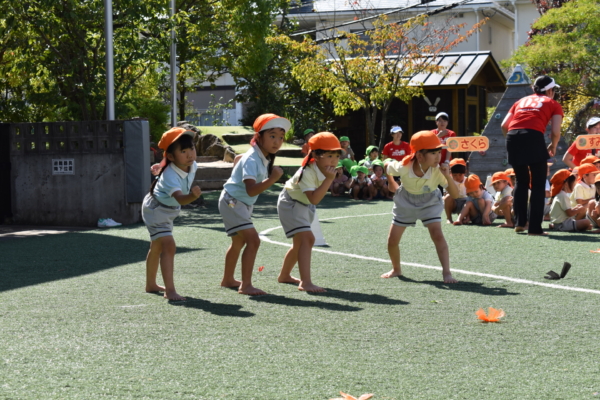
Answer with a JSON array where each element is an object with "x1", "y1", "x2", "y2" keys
[
  {"x1": 570, "y1": 182, "x2": 595, "y2": 207},
  {"x1": 284, "y1": 163, "x2": 326, "y2": 205},
  {"x1": 386, "y1": 160, "x2": 447, "y2": 195}
]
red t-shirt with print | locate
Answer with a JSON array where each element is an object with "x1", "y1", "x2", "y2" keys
[
  {"x1": 507, "y1": 94, "x2": 564, "y2": 133},
  {"x1": 431, "y1": 129, "x2": 456, "y2": 164},
  {"x1": 566, "y1": 142, "x2": 593, "y2": 166},
  {"x1": 382, "y1": 141, "x2": 411, "y2": 161}
]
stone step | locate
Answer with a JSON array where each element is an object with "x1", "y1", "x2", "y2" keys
[
  {"x1": 195, "y1": 161, "x2": 233, "y2": 181},
  {"x1": 276, "y1": 148, "x2": 303, "y2": 158},
  {"x1": 194, "y1": 179, "x2": 228, "y2": 191},
  {"x1": 222, "y1": 133, "x2": 254, "y2": 145}
]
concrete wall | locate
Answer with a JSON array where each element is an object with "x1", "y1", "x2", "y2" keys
[{"x1": 9, "y1": 120, "x2": 149, "y2": 227}]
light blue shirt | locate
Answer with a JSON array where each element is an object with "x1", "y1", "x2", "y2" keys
[
  {"x1": 223, "y1": 145, "x2": 269, "y2": 206},
  {"x1": 153, "y1": 162, "x2": 198, "y2": 207}
]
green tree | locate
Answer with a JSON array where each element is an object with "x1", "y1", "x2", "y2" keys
[{"x1": 277, "y1": 14, "x2": 485, "y2": 148}]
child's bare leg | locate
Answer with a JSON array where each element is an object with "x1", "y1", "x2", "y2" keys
[
  {"x1": 294, "y1": 231, "x2": 324, "y2": 292},
  {"x1": 365, "y1": 186, "x2": 373, "y2": 200},
  {"x1": 575, "y1": 207, "x2": 587, "y2": 220},
  {"x1": 382, "y1": 224, "x2": 406, "y2": 278},
  {"x1": 221, "y1": 233, "x2": 245, "y2": 288},
  {"x1": 158, "y1": 236, "x2": 186, "y2": 300},
  {"x1": 453, "y1": 202, "x2": 473, "y2": 225},
  {"x1": 236, "y1": 228, "x2": 266, "y2": 295},
  {"x1": 278, "y1": 242, "x2": 301, "y2": 284},
  {"x1": 352, "y1": 185, "x2": 360, "y2": 200},
  {"x1": 498, "y1": 198, "x2": 514, "y2": 227},
  {"x1": 444, "y1": 195, "x2": 455, "y2": 223},
  {"x1": 146, "y1": 238, "x2": 165, "y2": 292},
  {"x1": 331, "y1": 182, "x2": 340, "y2": 196},
  {"x1": 426, "y1": 222, "x2": 457, "y2": 283},
  {"x1": 576, "y1": 219, "x2": 592, "y2": 231}
]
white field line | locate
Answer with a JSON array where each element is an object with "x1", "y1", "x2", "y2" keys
[{"x1": 259, "y1": 214, "x2": 600, "y2": 295}]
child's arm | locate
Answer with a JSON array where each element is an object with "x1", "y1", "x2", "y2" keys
[
  {"x1": 565, "y1": 204, "x2": 585, "y2": 217},
  {"x1": 244, "y1": 166, "x2": 284, "y2": 197},
  {"x1": 482, "y1": 199, "x2": 493, "y2": 225},
  {"x1": 576, "y1": 198, "x2": 593, "y2": 205},
  {"x1": 439, "y1": 163, "x2": 459, "y2": 199},
  {"x1": 305, "y1": 166, "x2": 336, "y2": 205},
  {"x1": 172, "y1": 185, "x2": 202, "y2": 205}
]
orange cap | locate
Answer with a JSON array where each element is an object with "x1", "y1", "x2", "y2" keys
[
  {"x1": 449, "y1": 158, "x2": 466, "y2": 167},
  {"x1": 550, "y1": 169, "x2": 575, "y2": 197},
  {"x1": 301, "y1": 132, "x2": 343, "y2": 166},
  {"x1": 577, "y1": 163, "x2": 599, "y2": 179},
  {"x1": 465, "y1": 174, "x2": 482, "y2": 193},
  {"x1": 157, "y1": 127, "x2": 195, "y2": 151},
  {"x1": 595, "y1": 174, "x2": 600, "y2": 183},
  {"x1": 401, "y1": 130, "x2": 444, "y2": 165},
  {"x1": 580, "y1": 155, "x2": 599, "y2": 165},
  {"x1": 491, "y1": 172, "x2": 510, "y2": 184},
  {"x1": 504, "y1": 168, "x2": 515, "y2": 176},
  {"x1": 253, "y1": 113, "x2": 291, "y2": 133}
]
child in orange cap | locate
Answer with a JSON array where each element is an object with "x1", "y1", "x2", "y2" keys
[
  {"x1": 454, "y1": 174, "x2": 497, "y2": 226},
  {"x1": 570, "y1": 163, "x2": 599, "y2": 208},
  {"x1": 549, "y1": 169, "x2": 591, "y2": 231},
  {"x1": 586, "y1": 174, "x2": 600, "y2": 229},
  {"x1": 277, "y1": 132, "x2": 342, "y2": 292},
  {"x1": 219, "y1": 113, "x2": 289, "y2": 295},
  {"x1": 382, "y1": 130, "x2": 459, "y2": 284},
  {"x1": 142, "y1": 128, "x2": 202, "y2": 301},
  {"x1": 491, "y1": 172, "x2": 514, "y2": 228},
  {"x1": 443, "y1": 158, "x2": 468, "y2": 223}
]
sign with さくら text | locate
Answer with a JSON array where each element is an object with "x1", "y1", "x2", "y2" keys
[
  {"x1": 446, "y1": 136, "x2": 489, "y2": 152},
  {"x1": 575, "y1": 135, "x2": 600, "y2": 150}
]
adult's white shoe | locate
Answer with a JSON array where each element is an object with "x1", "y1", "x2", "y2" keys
[{"x1": 98, "y1": 218, "x2": 122, "y2": 228}]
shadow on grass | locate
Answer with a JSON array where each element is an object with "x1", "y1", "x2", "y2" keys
[
  {"x1": 399, "y1": 276, "x2": 520, "y2": 296},
  {"x1": 249, "y1": 294, "x2": 362, "y2": 312},
  {"x1": 0, "y1": 232, "x2": 193, "y2": 293},
  {"x1": 547, "y1": 233, "x2": 600, "y2": 242},
  {"x1": 169, "y1": 296, "x2": 255, "y2": 317},
  {"x1": 309, "y1": 288, "x2": 409, "y2": 305}
]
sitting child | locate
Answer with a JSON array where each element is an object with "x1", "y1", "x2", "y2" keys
[
  {"x1": 350, "y1": 165, "x2": 373, "y2": 200},
  {"x1": 586, "y1": 174, "x2": 600, "y2": 229},
  {"x1": 550, "y1": 169, "x2": 591, "y2": 232},
  {"x1": 443, "y1": 158, "x2": 467, "y2": 224},
  {"x1": 339, "y1": 136, "x2": 355, "y2": 161},
  {"x1": 491, "y1": 171, "x2": 514, "y2": 228},
  {"x1": 330, "y1": 161, "x2": 352, "y2": 196},
  {"x1": 370, "y1": 160, "x2": 392, "y2": 199},
  {"x1": 570, "y1": 163, "x2": 599, "y2": 208},
  {"x1": 363, "y1": 145, "x2": 380, "y2": 173},
  {"x1": 453, "y1": 174, "x2": 496, "y2": 226}
]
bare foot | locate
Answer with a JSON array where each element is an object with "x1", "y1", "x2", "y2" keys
[
  {"x1": 146, "y1": 284, "x2": 165, "y2": 293},
  {"x1": 528, "y1": 232, "x2": 548, "y2": 236},
  {"x1": 278, "y1": 275, "x2": 301, "y2": 284},
  {"x1": 298, "y1": 282, "x2": 326, "y2": 292},
  {"x1": 165, "y1": 290, "x2": 186, "y2": 301},
  {"x1": 446, "y1": 219, "x2": 453, "y2": 224},
  {"x1": 498, "y1": 223, "x2": 514, "y2": 228},
  {"x1": 381, "y1": 269, "x2": 402, "y2": 278},
  {"x1": 443, "y1": 274, "x2": 458, "y2": 284},
  {"x1": 220, "y1": 279, "x2": 242, "y2": 288},
  {"x1": 452, "y1": 221, "x2": 463, "y2": 226},
  {"x1": 238, "y1": 285, "x2": 267, "y2": 296}
]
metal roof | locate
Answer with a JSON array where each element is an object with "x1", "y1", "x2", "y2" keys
[
  {"x1": 290, "y1": 0, "x2": 495, "y2": 14},
  {"x1": 408, "y1": 51, "x2": 505, "y2": 87}
]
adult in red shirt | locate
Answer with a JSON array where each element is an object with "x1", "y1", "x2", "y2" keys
[
  {"x1": 563, "y1": 117, "x2": 600, "y2": 169},
  {"x1": 430, "y1": 112, "x2": 456, "y2": 165},
  {"x1": 501, "y1": 75, "x2": 563, "y2": 236},
  {"x1": 382, "y1": 125, "x2": 411, "y2": 161}
]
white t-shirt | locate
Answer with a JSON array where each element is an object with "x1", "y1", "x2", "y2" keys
[
  {"x1": 494, "y1": 185, "x2": 513, "y2": 203},
  {"x1": 570, "y1": 182, "x2": 595, "y2": 207},
  {"x1": 551, "y1": 191, "x2": 572, "y2": 224}
]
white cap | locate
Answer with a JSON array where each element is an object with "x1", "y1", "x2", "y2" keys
[
  {"x1": 435, "y1": 112, "x2": 449, "y2": 120},
  {"x1": 261, "y1": 117, "x2": 291, "y2": 133},
  {"x1": 390, "y1": 126, "x2": 403, "y2": 134},
  {"x1": 587, "y1": 117, "x2": 600, "y2": 128}
]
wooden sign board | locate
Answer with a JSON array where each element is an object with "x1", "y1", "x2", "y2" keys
[
  {"x1": 575, "y1": 135, "x2": 600, "y2": 150},
  {"x1": 446, "y1": 136, "x2": 489, "y2": 152}
]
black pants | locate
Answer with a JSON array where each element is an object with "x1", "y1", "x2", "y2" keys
[{"x1": 507, "y1": 130, "x2": 549, "y2": 234}]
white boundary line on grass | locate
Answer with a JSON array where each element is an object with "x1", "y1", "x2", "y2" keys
[{"x1": 259, "y1": 213, "x2": 600, "y2": 295}]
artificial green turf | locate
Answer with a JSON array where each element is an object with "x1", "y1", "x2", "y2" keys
[{"x1": 2, "y1": 187, "x2": 600, "y2": 399}]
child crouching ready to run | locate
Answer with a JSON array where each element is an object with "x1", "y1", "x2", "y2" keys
[
  {"x1": 142, "y1": 128, "x2": 202, "y2": 301},
  {"x1": 277, "y1": 132, "x2": 341, "y2": 292},
  {"x1": 218, "y1": 114, "x2": 289, "y2": 295},
  {"x1": 382, "y1": 130, "x2": 459, "y2": 284}
]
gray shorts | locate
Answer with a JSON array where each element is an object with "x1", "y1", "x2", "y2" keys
[
  {"x1": 554, "y1": 217, "x2": 577, "y2": 232},
  {"x1": 586, "y1": 213, "x2": 599, "y2": 229},
  {"x1": 392, "y1": 186, "x2": 443, "y2": 227},
  {"x1": 218, "y1": 190, "x2": 255, "y2": 237},
  {"x1": 277, "y1": 189, "x2": 316, "y2": 238},
  {"x1": 141, "y1": 193, "x2": 180, "y2": 240},
  {"x1": 453, "y1": 198, "x2": 467, "y2": 214},
  {"x1": 468, "y1": 198, "x2": 498, "y2": 225}
]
